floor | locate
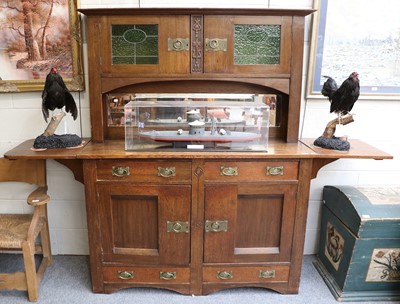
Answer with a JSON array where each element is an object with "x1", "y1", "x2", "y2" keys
[{"x1": 0, "y1": 254, "x2": 398, "y2": 304}]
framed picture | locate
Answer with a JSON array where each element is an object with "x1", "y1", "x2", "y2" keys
[
  {"x1": 307, "y1": 0, "x2": 400, "y2": 99},
  {"x1": 0, "y1": 0, "x2": 84, "y2": 92}
]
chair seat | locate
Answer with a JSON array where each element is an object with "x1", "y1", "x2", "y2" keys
[{"x1": 0, "y1": 214, "x2": 32, "y2": 249}]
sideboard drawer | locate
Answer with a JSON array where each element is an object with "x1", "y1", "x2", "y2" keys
[
  {"x1": 96, "y1": 160, "x2": 192, "y2": 183},
  {"x1": 204, "y1": 161, "x2": 298, "y2": 181},
  {"x1": 203, "y1": 265, "x2": 290, "y2": 283},
  {"x1": 103, "y1": 266, "x2": 190, "y2": 284}
]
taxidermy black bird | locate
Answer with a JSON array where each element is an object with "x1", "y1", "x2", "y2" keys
[
  {"x1": 321, "y1": 72, "x2": 360, "y2": 116},
  {"x1": 42, "y1": 67, "x2": 78, "y2": 122}
]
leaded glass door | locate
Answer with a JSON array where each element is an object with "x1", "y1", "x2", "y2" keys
[
  {"x1": 101, "y1": 16, "x2": 190, "y2": 74},
  {"x1": 203, "y1": 16, "x2": 292, "y2": 75}
]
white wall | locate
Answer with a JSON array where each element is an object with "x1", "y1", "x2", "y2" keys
[{"x1": 0, "y1": 0, "x2": 398, "y2": 255}]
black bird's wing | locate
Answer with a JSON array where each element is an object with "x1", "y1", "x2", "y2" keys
[
  {"x1": 321, "y1": 76, "x2": 338, "y2": 100},
  {"x1": 53, "y1": 73, "x2": 78, "y2": 120},
  {"x1": 42, "y1": 91, "x2": 50, "y2": 122},
  {"x1": 65, "y1": 91, "x2": 78, "y2": 120}
]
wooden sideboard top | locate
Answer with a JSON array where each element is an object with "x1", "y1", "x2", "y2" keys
[
  {"x1": 79, "y1": 8, "x2": 315, "y2": 17},
  {"x1": 300, "y1": 138, "x2": 392, "y2": 161},
  {"x1": 4, "y1": 138, "x2": 392, "y2": 161},
  {"x1": 4, "y1": 139, "x2": 90, "y2": 160}
]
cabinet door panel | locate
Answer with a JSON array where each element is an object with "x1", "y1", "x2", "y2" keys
[
  {"x1": 204, "y1": 16, "x2": 292, "y2": 75},
  {"x1": 98, "y1": 183, "x2": 191, "y2": 265},
  {"x1": 204, "y1": 183, "x2": 296, "y2": 263},
  {"x1": 101, "y1": 16, "x2": 190, "y2": 74}
]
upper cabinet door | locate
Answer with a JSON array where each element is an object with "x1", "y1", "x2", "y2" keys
[
  {"x1": 203, "y1": 16, "x2": 292, "y2": 75},
  {"x1": 101, "y1": 16, "x2": 191, "y2": 74}
]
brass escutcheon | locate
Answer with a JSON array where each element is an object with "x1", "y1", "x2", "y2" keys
[
  {"x1": 112, "y1": 166, "x2": 130, "y2": 177},
  {"x1": 205, "y1": 220, "x2": 228, "y2": 232},
  {"x1": 166, "y1": 221, "x2": 190, "y2": 233},
  {"x1": 168, "y1": 38, "x2": 189, "y2": 51},
  {"x1": 205, "y1": 38, "x2": 227, "y2": 51}
]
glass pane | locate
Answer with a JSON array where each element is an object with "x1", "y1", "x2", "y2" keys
[
  {"x1": 234, "y1": 25, "x2": 281, "y2": 65},
  {"x1": 107, "y1": 94, "x2": 134, "y2": 126},
  {"x1": 111, "y1": 24, "x2": 158, "y2": 65}
]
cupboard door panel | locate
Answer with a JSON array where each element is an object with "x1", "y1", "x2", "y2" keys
[
  {"x1": 204, "y1": 16, "x2": 292, "y2": 75},
  {"x1": 98, "y1": 183, "x2": 191, "y2": 265},
  {"x1": 204, "y1": 183, "x2": 296, "y2": 263},
  {"x1": 112, "y1": 193, "x2": 159, "y2": 253},
  {"x1": 204, "y1": 184, "x2": 238, "y2": 263},
  {"x1": 102, "y1": 16, "x2": 190, "y2": 74}
]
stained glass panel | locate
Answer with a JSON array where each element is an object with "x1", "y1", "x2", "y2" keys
[
  {"x1": 111, "y1": 24, "x2": 158, "y2": 65},
  {"x1": 234, "y1": 25, "x2": 281, "y2": 65}
]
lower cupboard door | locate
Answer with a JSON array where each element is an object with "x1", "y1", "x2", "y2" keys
[
  {"x1": 203, "y1": 183, "x2": 297, "y2": 263},
  {"x1": 97, "y1": 183, "x2": 191, "y2": 265}
]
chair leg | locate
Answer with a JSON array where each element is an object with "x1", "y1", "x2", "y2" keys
[
  {"x1": 40, "y1": 220, "x2": 53, "y2": 266},
  {"x1": 22, "y1": 242, "x2": 39, "y2": 302}
]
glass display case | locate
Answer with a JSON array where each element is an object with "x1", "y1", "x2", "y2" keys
[{"x1": 124, "y1": 93, "x2": 270, "y2": 151}]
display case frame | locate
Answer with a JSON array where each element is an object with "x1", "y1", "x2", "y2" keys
[{"x1": 123, "y1": 93, "x2": 270, "y2": 151}]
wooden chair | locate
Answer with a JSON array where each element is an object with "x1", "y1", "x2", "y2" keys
[{"x1": 0, "y1": 158, "x2": 52, "y2": 302}]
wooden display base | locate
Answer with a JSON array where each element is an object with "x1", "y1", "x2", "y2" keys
[{"x1": 313, "y1": 259, "x2": 400, "y2": 302}]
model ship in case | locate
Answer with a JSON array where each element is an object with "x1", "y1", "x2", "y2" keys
[{"x1": 123, "y1": 94, "x2": 271, "y2": 151}]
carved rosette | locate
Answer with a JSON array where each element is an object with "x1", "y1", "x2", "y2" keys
[{"x1": 191, "y1": 15, "x2": 203, "y2": 73}]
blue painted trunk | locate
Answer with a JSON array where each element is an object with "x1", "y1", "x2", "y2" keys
[{"x1": 315, "y1": 185, "x2": 400, "y2": 302}]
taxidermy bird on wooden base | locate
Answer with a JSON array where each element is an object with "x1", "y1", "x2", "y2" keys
[
  {"x1": 42, "y1": 67, "x2": 78, "y2": 123},
  {"x1": 33, "y1": 67, "x2": 81, "y2": 150},
  {"x1": 313, "y1": 72, "x2": 360, "y2": 151}
]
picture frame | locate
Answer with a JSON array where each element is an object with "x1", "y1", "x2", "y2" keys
[
  {"x1": 307, "y1": 0, "x2": 400, "y2": 99},
  {"x1": 0, "y1": 0, "x2": 84, "y2": 92}
]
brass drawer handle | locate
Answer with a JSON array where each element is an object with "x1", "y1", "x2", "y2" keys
[
  {"x1": 266, "y1": 166, "x2": 284, "y2": 176},
  {"x1": 259, "y1": 270, "x2": 275, "y2": 279},
  {"x1": 112, "y1": 166, "x2": 130, "y2": 177},
  {"x1": 205, "y1": 220, "x2": 228, "y2": 232},
  {"x1": 220, "y1": 166, "x2": 238, "y2": 176},
  {"x1": 216, "y1": 271, "x2": 233, "y2": 280},
  {"x1": 118, "y1": 271, "x2": 134, "y2": 280},
  {"x1": 160, "y1": 271, "x2": 176, "y2": 280},
  {"x1": 157, "y1": 167, "x2": 176, "y2": 178},
  {"x1": 166, "y1": 221, "x2": 189, "y2": 233}
]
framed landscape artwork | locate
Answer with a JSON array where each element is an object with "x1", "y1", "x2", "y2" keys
[
  {"x1": 0, "y1": 0, "x2": 84, "y2": 92},
  {"x1": 307, "y1": 0, "x2": 400, "y2": 99}
]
